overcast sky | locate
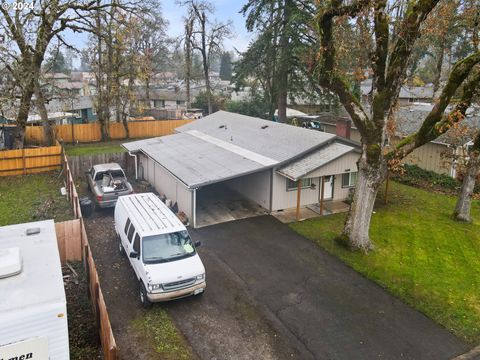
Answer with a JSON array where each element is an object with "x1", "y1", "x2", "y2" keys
[
  {"x1": 63, "y1": 0, "x2": 253, "y2": 54},
  {"x1": 162, "y1": 0, "x2": 253, "y2": 52}
]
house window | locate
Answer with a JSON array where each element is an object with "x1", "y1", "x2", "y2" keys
[
  {"x1": 154, "y1": 99, "x2": 165, "y2": 108},
  {"x1": 286, "y1": 178, "x2": 312, "y2": 191},
  {"x1": 342, "y1": 172, "x2": 357, "y2": 188}
]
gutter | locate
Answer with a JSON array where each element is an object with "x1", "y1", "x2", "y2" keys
[{"x1": 128, "y1": 152, "x2": 138, "y2": 180}]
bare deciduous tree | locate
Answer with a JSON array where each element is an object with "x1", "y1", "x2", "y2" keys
[
  {"x1": 181, "y1": 0, "x2": 231, "y2": 115},
  {"x1": 0, "y1": 0, "x2": 114, "y2": 148}
]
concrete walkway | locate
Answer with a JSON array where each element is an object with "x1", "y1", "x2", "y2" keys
[{"x1": 191, "y1": 216, "x2": 468, "y2": 360}]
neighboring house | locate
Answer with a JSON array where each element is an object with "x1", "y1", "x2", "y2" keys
[
  {"x1": 52, "y1": 81, "x2": 86, "y2": 97},
  {"x1": 123, "y1": 111, "x2": 361, "y2": 228},
  {"x1": 141, "y1": 89, "x2": 189, "y2": 109},
  {"x1": 314, "y1": 104, "x2": 480, "y2": 177},
  {"x1": 306, "y1": 113, "x2": 362, "y2": 143},
  {"x1": 44, "y1": 72, "x2": 70, "y2": 84},
  {"x1": 361, "y1": 79, "x2": 434, "y2": 105},
  {"x1": 44, "y1": 96, "x2": 97, "y2": 124},
  {"x1": 392, "y1": 104, "x2": 479, "y2": 176}
]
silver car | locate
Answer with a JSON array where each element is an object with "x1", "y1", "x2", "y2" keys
[{"x1": 86, "y1": 163, "x2": 134, "y2": 208}]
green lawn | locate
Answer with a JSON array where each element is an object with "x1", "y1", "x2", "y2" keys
[
  {"x1": 0, "y1": 172, "x2": 72, "y2": 226},
  {"x1": 132, "y1": 307, "x2": 195, "y2": 360},
  {"x1": 64, "y1": 140, "x2": 126, "y2": 156},
  {"x1": 290, "y1": 181, "x2": 480, "y2": 344}
]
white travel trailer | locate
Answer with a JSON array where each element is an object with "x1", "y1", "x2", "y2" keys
[
  {"x1": 114, "y1": 193, "x2": 206, "y2": 307},
  {"x1": 0, "y1": 220, "x2": 69, "y2": 360}
]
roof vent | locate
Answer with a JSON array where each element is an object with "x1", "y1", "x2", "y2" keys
[
  {"x1": 0, "y1": 247, "x2": 22, "y2": 279},
  {"x1": 26, "y1": 227, "x2": 40, "y2": 236}
]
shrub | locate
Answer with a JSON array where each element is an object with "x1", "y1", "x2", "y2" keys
[{"x1": 392, "y1": 164, "x2": 461, "y2": 191}]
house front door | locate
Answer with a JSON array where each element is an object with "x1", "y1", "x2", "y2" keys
[{"x1": 319, "y1": 176, "x2": 334, "y2": 201}]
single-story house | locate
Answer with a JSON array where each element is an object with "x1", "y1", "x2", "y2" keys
[
  {"x1": 361, "y1": 79, "x2": 434, "y2": 105},
  {"x1": 44, "y1": 96, "x2": 97, "y2": 124},
  {"x1": 123, "y1": 111, "x2": 360, "y2": 228}
]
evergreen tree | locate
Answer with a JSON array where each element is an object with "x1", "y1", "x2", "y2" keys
[
  {"x1": 219, "y1": 52, "x2": 232, "y2": 81},
  {"x1": 236, "y1": 0, "x2": 316, "y2": 122}
]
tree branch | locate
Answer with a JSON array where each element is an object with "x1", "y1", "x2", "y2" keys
[
  {"x1": 394, "y1": 53, "x2": 480, "y2": 158},
  {"x1": 314, "y1": 0, "x2": 372, "y2": 135}
]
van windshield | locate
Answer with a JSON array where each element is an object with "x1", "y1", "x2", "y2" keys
[{"x1": 142, "y1": 231, "x2": 196, "y2": 264}]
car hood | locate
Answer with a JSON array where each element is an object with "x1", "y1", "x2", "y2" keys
[{"x1": 144, "y1": 253, "x2": 205, "y2": 284}]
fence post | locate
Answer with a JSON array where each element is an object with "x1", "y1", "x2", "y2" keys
[{"x1": 22, "y1": 148, "x2": 26, "y2": 175}]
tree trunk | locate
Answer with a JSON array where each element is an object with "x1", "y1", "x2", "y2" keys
[
  {"x1": 276, "y1": 0, "x2": 290, "y2": 124},
  {"x1": 433, "y1": 46, "x2": 445, "y2": 98},
  {"x1": 199, "y1": 13, "x2": 212, "y2": 114},
  {"x1": 13, "y1": 86, "x2": 35, "y2": 149},
  {"x1": 185, "y1": 18, "x2": 194, "y2": 110},
  {"x1": 453, "y1": 152, "x2": 480, "y2": 222},
  {"x1": 146, "y1": 77, "x2": 150, "y2": 104},
  {"x1": 339, "y1": 156, "x2": 387, "y2": 252},
  {"x1": 277, "y1": 86, "x2": 287, "y2": 123},
  {"x1": 34, "y1": 80, "x2": 55, "y2": 146}
]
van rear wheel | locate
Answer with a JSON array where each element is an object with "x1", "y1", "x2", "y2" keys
[{"x1": 139, "y1": 282, "x2": 152, "y2": 309}]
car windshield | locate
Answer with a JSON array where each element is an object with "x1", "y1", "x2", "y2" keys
[{"x1": 142, "y1": 231, "x2": 196, "y2": 264}]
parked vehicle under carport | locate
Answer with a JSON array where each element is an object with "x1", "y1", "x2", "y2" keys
[{"x1": 86, "y1": 163, "x2": 133, "y2": 208}]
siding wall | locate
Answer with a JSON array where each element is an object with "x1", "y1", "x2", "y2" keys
[
  {"x1": 332, "y1": 175, "x2": 353, "y2": 200},
  {"x1": 323, "y1": 123, "x2": 454, "y2": 176},
  {"x1": 224, "y1": 170, "x2": 271, "y2": 210},
  {"x1": 272, "y1": 172, "x2": 353, "y2": 211},
  {"x1": 402, "y1": 141, "x2": 453, "y2": 175},
  {"x1": 271, "y1": 173, "x2": 320, "y2": 211},
  {"x1": 138, "y1": 154, "x2": 193, "y2": 220}
]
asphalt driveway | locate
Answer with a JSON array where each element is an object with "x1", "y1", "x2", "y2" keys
[{"x1": 185, "y1": 215, "x2": 468, "y2": 360}]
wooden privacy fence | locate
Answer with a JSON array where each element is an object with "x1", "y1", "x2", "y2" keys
[
  {"x1": 68, "y1": 152, "x2": 133, "y2": 179},
  {"x1": 0, "y1": 142, "x2": 62, "y2": 176},
  {"x1": 55, "y1": 219, "x2": 83, "y2": 264},
  {"x1": 26, "y1": 119, "x2": 192, "y2": 144},
  {"x1": 63, "y1": 153, "x2": 117, "y2": 359}
]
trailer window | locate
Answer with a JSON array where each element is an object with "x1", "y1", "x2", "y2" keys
[
  {"x1": 124, "y1": 218, "x2": 131, "y2": 235},
  {"x1": 127, "y1": 224, "x2": 135, "y2": 243}
]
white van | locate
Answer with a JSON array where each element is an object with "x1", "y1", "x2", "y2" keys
[{"x1": 114, "y1": 193, "x2": 206, "y2": 307}]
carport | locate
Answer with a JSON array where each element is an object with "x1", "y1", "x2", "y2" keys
[
  {"x1": 195, "y1": 182, "x2": 268, "y2": 228},
  {"x1": 122, "y1": 131, "x2": 278, "y2": 228}
]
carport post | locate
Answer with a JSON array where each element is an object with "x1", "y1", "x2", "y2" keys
[
  {"x1": 192, "y1": 189, "x2": 197, "y2": 228},
  {"x1": 296, "y1": 179, "x2": 302, "y2": 221},
  {"x1": 320, "y1": 176, "x2": 325, "y2": 215}
]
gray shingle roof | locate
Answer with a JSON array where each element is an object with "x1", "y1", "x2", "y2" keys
[
  {"x1": 128, "y1": 133, "x2": 266, "y2": 188},
  {"x1": 276, "y1": 142, "x2": 356, "y2": 181},
  {"x1": 124, "y1": 111, "x2": 347, "y2": 188},
  {"x1": 176, "y1": 111, "x2": 336, "y2": 163},
  {"x1": 395, "y1": 105, "x2": 480, "y2": 144},
  {"x1": 361, "y1": 79, "x2": 434, "y2": 99}
]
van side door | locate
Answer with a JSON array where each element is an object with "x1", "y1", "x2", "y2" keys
[
  {"x1": 125, "y1": 219, "x2": 136, "y2": 257},
  {"x1": 122, "y1": 218, "x2": 131, "y2": 252},
  {"x1": 130, "y1": 233, "x2": 143, "y2": 280}
]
